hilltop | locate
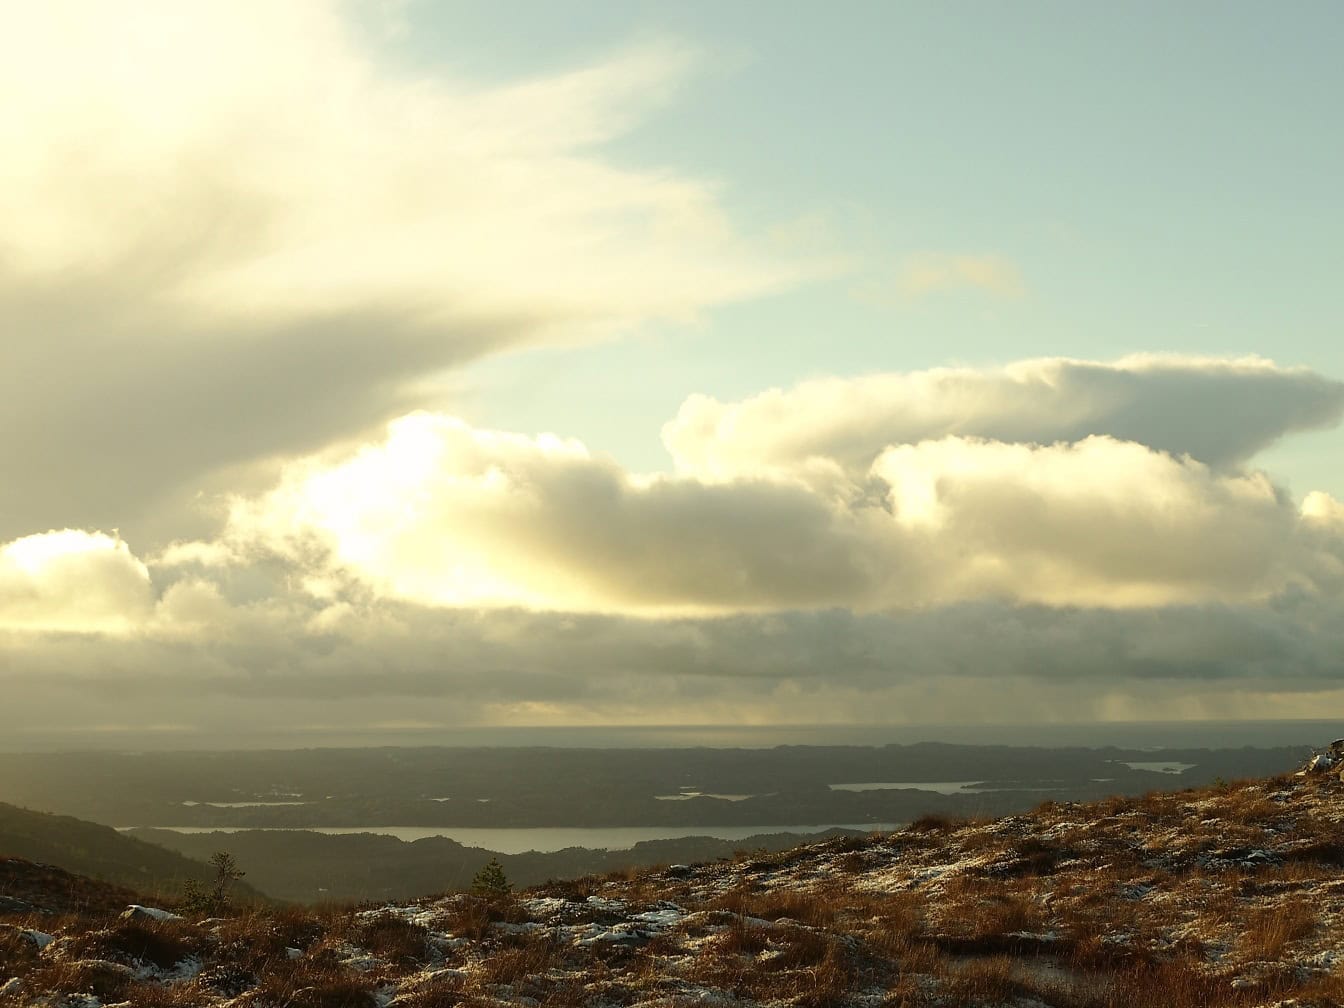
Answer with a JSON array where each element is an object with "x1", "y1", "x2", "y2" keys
[{"x1": 3, "y1": 769, "x2": 1344, "y2": 1006}]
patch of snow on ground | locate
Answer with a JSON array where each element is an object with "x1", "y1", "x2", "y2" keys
[{"x1": 631, "y1": 903, "x2": 686, "y2": 928}]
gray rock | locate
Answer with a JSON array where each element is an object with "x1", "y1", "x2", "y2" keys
[{"x1": 120, "y1": 904, "x2": 183, "y2": 923}]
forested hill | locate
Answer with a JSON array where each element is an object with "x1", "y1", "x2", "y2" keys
[{"x1": 0, "y1": 802, "x2": 266, "y2": 905}]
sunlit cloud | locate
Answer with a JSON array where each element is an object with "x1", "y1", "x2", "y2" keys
[
  {"x1": 207, "y1": 405, "x2": 1343, "y2": 614},
  {"x1": 0, "y1": 530, "x2": 153, "y2": 633},
  {"x1": 0, "y1": 2, "x2": 788, "y2": 328}
]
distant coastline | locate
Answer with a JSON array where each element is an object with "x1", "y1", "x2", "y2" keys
[{"x1": 2, "y1": 718, "x2": 1336, "y2": 753}]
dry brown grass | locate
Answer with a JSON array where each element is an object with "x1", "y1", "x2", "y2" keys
[
  {"x1": 472, "y1": 932, "x2": 554, "y2": 986},
  {"x1": 113, "y1": 982, "x2": 211, "y2": 1007},
  {"x1": 711, "y1": 884, "x2": 837, "y2": 928},
  {"x1": 440, "y1": 894, "x2": 525, "y2": 941},
  {"x1": 248, "y1": 973, "x2": 379, "y2": 1008},
  {"x1": 792, "y1": 937, "x2": 854, "y2": 1008},
  {"x1": 906, "y1": 813, "x2": 958, "y2": 834},
  {"x1": 1291, "y1": 967, "x2": 1344, "y2": 1005},
  {"x1": 208, "y1": 907, "x2": 330, "y2": 980},
  {"x1": 1220, "y1": 794, "x2": 1288, "y2": 828},
  {"x1": 942, "y1": 953, "x2": 1019, "y2": 1004},
  {"x1": 531, "y1": 876, "x2": 601, "y2": 901},
  {"x1": 1239, "y1": 900, "x2": 1318, "y2": 961},
  {"x1": 20, "y1": 957, "x2": 137, "y2": 1003},
  {"x1": 0, "y1": 925, "x2": 43, "y2": 976},
  {"x1": 1094, "y1": 960, "x2": 1245, "y2": 1008},
  {"x1": 968, "y1": 891, "x2": 1041, "y2": 942},
  {"x1": 1008, "y1": 836, "x2": 1076, "y2": 877},
  {"x1": 689, "y1": 918, "x2": 860, "y2": 1008},
  {"x1": 706, "y1": 911, "x2": 769, "y2": 957},
  {"x1": 386, "y1": 972, "x2": 466, "y2": 1008},
  {"x1": 64, "y1": 915, "x2": 205, "y2": 970},
  {"x1": 351, "y1": 911, "x2": 430, "y2": 965}
]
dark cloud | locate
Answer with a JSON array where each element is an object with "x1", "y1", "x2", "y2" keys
[
  {"x1": 4, "y1": 593, "x2": 1344, "y2": 743},
  {"x1": 0, "y1": 269, "x2": 528, "y2": 544}
]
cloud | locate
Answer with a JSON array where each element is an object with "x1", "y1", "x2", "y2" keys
[
  {"x1": 0, "y1": 1, "x2": 801, "y2": 545},
  {"x1": 0, "y1": 530, "x2": 153, "y2": 633},
  {"x1": 895, "y1": 253, "x2": 1024, "y2": 298},
  {"x1": 873, "y1": 436, "x2": 1328, "y2": 607},
  {"x1": 211, "y1": 411, "x2": 1342, "y2": 614},
  {"x1": 5, "y1": 592, "x2": 1344, "y2": 744},
  {"x1": 2, "y1": 418, "x2": 1342, "y2": 734},
  {"x1": 1, "y1": 3, "x2": 778, "y2": 324},
  {"x1": 221, "y1": 413, "x2": 912, "y2": 613},
  {"x1": 663, "y1": 355, "x2": 1344, "y2": 480}
]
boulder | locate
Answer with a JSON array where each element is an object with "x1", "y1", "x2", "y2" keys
[
  {"x1": 1299, "y1": 739, "x2": 1344, "y2": 775},
  {"x1": 121, "y1": 904, "x2": 183, "y2": 923},
  {"x1": 1305, "y1": 753, "x2": 1335, "y2": 773}
]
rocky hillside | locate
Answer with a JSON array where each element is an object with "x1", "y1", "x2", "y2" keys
[{"x1": 4, "y1": 768, "x2": 1344, "y2": 1007}]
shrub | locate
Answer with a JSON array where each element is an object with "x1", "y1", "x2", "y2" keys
[{"x1": 471, "y1": 858, "x2": 511, "y2": 898}]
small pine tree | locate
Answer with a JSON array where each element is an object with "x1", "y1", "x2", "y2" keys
[
  {"x1": 183, "y1": 851, "x2": 245, "y2": 914},
  {"x1": 471, "y1": 857, "x2": 511, "y2": 897},
  {"x1": 208, "y1": 851, "x2": 246, "y2": 908}
]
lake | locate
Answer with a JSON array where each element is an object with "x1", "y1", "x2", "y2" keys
[{"x1": 830, "y1": 781, "x2": 982, "y2": 795}]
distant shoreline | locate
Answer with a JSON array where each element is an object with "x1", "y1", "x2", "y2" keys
[{"x1": 2, "y1": 718, "x2": 1335, "y2": 753}]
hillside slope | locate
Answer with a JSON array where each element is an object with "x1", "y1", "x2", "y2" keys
[
  {"x1": 0, "y1": 857, "x2": 141, "y2": 917},
  {"x1": 0, "y1": 802, "x2": 266, "y2": 905},
  {"x1": 4, "y1": 770, "x2": 1344, "y2": 1006}
]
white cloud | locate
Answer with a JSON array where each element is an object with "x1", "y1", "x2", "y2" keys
[
  {"x1": 895, "y1": 253, "x2": 1024, "y2": 298},
  {"x1": 0, "y1": 2, "x2": 786, "y2": 328},
  {"x1": 222, "y1": 413, "x2": 910, "y2": 613},
  {"x1": 874, "y1": 435, "x2": 1317, "y2": 607},
  {"x1": 0, "y1": 0, "x2": 803, "y2": 544},
  {"x1": 663, "y1": 355, "x2": 1344, "y2": 480},
  {"x1": 0, "y1": 530, "x2": 153, "y2": 633},
  {"x1": 2, "y1": 468, "x2": 1342, "y2": 733},
  {"x1": 213, "y1": 411, "x2": 1341, "y2": 614},
  {"x1": 1303, "y1": 490, "x2": 1344, "y2": 528}
]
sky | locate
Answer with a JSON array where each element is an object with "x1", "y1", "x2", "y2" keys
[{"x1": 2, "y1": 0, "x2": 1343, "y2": 747}]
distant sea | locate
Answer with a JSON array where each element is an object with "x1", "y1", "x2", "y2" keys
[{"x1": 9, "y1": 720, "x2": 1338, "y2": 752}]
